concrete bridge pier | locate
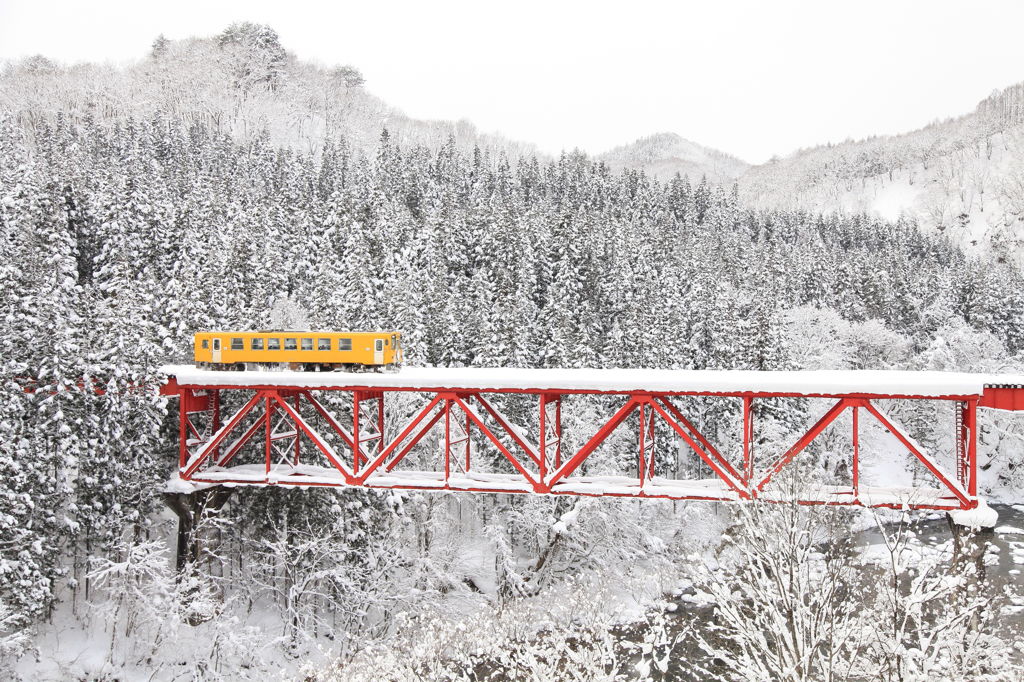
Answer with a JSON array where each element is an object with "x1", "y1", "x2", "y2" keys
[{"x1": 162, "y1": 487, "x2": 233, "y2": 573}]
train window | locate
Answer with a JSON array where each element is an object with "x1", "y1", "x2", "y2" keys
[
  {"x1": 318, "y1": 338, "x2": 330, "y2": 351},
  {"x1": 201, "y1": 339, "x2": 209, "y2": 349},
  {"x1": 230, "y1": 338, "x2": 243, "y2": 350},
  {"x1": 301, "y1": 338, "x2": 313, "y2": 351},
  {"x1": 285, "y1": 338, "x2": 297, "y2": 351},
  {"x1": 384, "y1": 339, "x2": 389, "y2": 347},
  {"x1": 251, "y1": 338, "x2": 264, "y2": 350},
  {"x1": 268, "y1": 338, "x2": 281, "y2": 351},
  {"x1": 338, "y1": 338, "x2": 352, "y2": 351}
]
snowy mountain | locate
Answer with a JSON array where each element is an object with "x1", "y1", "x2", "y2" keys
[
  {"x1": 740, "y1": 84, "x2": 1024, "y2": 267},
  {"x1": 597, "y1": 132, "x2": 750, "y2": 184},
  {"x1": 0, "y1": 23, "x2": 539, "y2": 161}
]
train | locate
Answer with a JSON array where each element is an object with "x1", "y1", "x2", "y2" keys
[{"x1": 194, "y1": 331, "x2": 402, "y2": 371}]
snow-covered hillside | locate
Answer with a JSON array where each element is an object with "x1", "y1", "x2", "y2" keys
[
  {"x1": 0, "y1": 23, "x2": 540, "y2": 161},
  {"x1": 597, "y1": 132, "x2": 750, "y2": 184},
  {"x1": 741, "y1": 84, "x2": 1024, "y2": 267}
]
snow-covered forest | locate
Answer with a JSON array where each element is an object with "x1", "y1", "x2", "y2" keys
[{"x1": 2, "y1": 22, "x2": 1024, "y2": 681}]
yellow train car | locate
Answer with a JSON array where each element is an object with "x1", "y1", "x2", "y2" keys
[{"x1": 194, "y1": 331, "x2": 402, "y2": 371}]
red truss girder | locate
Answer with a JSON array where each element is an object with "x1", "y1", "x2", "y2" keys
[{"x1": 171, "y1": 384, "x2": 984, "y2": 510}]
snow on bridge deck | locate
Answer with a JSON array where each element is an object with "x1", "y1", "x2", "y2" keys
[
  {"x1": 160, "y1": 365, "x2": 1024, "y2": 400},
  {"x1": 173, "y1": 464, "x2": 962, "y2": 509}
]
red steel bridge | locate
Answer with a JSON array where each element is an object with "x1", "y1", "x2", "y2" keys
[{"x1": 160, "y1": 366, "x2": 1024, "y2": 511}]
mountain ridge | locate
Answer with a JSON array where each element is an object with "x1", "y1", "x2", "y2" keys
[
  {"x1": 736, "y1": 82, "x2": 1024, "y2": 266},
  {"x1": 597, "y1": 131, "x2": 750, "y2": 184}
]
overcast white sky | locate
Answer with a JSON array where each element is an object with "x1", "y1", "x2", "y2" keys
[{"x1": 1, "y1": 0, "x2": 1023, "y2": 163}]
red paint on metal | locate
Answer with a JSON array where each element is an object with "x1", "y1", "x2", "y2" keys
[
  {"x1": 217, "y1": 412, "x2": 269, "y2": 467},
  {"x1": 293, "y1": 393, "x2": 301, "y2": 466},
  {"x1": 648, "y1": 398, "x2": 746, "y2": 497},
  {"x1": 981, "y1": 386, "x2": 1024, "y2": 411},
  {"x1": 357, "y1": 395, "x2": 444, "y2": 481},
  {"x1": 852, "y1": 405, "x2": 860, "y2": 501},
  {"x1": 474, "y1": 393, "x2": 541, "y2": 467},
  {"x1": 967, "y1": 399, "x2": 978, "y2": 498},
  {"x1": 264, "y1": 396, "x2": 272, "y2": 476},
  {"x1": 742, "y1": 396, "x2": 754, "y2": 487},
  {"x1": 547, "y1": 398, "x2": 640, "y2": 486},
  {"x1": 756, "y1": 399, "x2": 849, "y2": 492},
  {"x1": 656, "y1": 397, "x2": 744, "y2": 486},
  {"x1": 181, "y1": 392, "x2": 263, "y2": 477},
  {"x1": 166, "y1": 383, "x2": 985, "y2": 402},
  {"x1": 862, "y1": 401, "x2": 970, "y2": 507},
  {"x1": 212, "y1": 389, "x2": 221, "y2": 464},
  {"x1": 165, "y1": 373, "x2": 1008, "y2": 511},
  {"x1": 270, "y1": 392, "x2": 355, "y2": 484},
  {"x1": 452, "y1": 396, "x2": 542, "y2": 491}
]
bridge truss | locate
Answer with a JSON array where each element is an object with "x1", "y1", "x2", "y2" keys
[{"x1": 161, "y1": 367, "x2": 1024, "y2": 511}]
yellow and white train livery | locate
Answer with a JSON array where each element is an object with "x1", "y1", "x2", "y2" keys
[{"x1": 194, "y1": 331, "x2": 402, "y2": 371}]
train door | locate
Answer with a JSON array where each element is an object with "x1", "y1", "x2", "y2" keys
[
  {"x1": 374, "y1": 338, "x2": 384, "y2": 364},
  {"x1": 212, "y1": 338, "x2": 222, "y2": 364}
]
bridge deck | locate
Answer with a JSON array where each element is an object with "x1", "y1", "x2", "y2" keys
[
  {"x1": 161, "y1": 365, "x2": 1023, "y2": 400},
  {"x1": 175, "y1": 464, "x2": 963, "y2": 508}
]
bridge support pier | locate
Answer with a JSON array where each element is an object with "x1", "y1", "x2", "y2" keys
[
  {"x1": 947, "y1": 500, "x2": 998, "y2": 563},
  {"x1": 946, "y1": 509, "x2": 997, "y2": 635},
  {"x1": 162, "y1": 488, "x2": 233, "y2": 573},
  {"x1": 947, "y1": 518, "x2": 993, "y2": 582}
]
